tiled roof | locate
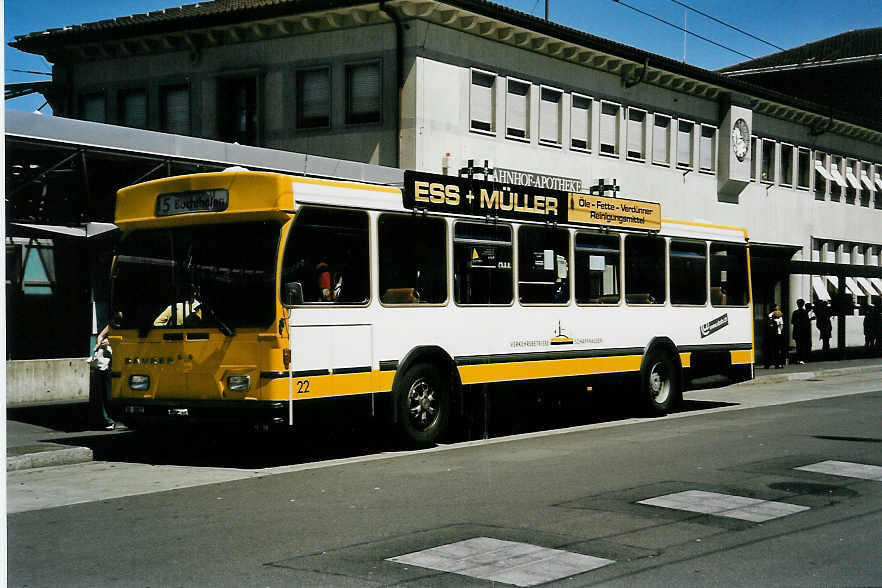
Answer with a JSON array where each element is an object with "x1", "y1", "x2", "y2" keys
[
  {"x1": 720, "y1": 27, "x2": 882, "y2": 73},
  {"x1": 11, "y1": 0, "x2": 350, "y2": 47}
]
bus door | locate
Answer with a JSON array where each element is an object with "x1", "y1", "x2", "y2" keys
[{"x1": 289, "y1": 322, "x2": 374, "y2": 399}]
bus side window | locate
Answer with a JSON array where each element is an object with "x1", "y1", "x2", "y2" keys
[
  {"x1": 379, "y1": 214, "x2": 447, "y2": 304},
  {"x1": 670, "y1": 240, "x2": 707, "y2": 305},
  {"x1": 518, "y1": 226, "x2": 570, "y2": 304},
  {"x1": 575, "y1": 233, "x2": 620, "y2": 304},
  {"x1": 710, "y1": 243, "x2": 749, "y2": 306},
  {"x1": 280, "y1": 207, "x2": 370, "y2": 304},
  {"x1": 453, "y1": 222, "x2": 513, "y2": 305},
  {"x1": 625, "y1": 235, "x2": 666, "y2": 305}
]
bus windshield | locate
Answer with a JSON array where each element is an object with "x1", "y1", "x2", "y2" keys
[{"x1": 111, "y1": 221, "x2": 280, "y2": 335}]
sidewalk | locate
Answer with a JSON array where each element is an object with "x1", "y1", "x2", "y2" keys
[
  {"x1": 7, "y1": 357, "x2": 882, "y2": 472},
  {"x1": 747, "y1": 356, "x2": 882, "y2": 386},
  {"x1": 6, "y1": 403, "x2": 127, "y2": 471}
]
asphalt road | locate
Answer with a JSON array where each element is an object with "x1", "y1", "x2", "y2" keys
[{"x1": 8, "y1": 372, "x2": 882, "y2": 587}]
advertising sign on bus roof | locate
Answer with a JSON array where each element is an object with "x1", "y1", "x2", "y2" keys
[{"x1": 403, "y1": 171, "x2": 660, "y2": 231}]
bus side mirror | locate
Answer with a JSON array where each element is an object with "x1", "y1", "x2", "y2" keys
[
  {"x1": 111, "y1": 312, "x2": 123, "y2": 328},
  {"x1": 283, "y1": 282, "x2": 304, "y2": 306}
]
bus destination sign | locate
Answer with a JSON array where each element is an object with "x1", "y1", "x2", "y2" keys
[
  {"x1": 402, "y1": 171, "x2": 660, "y2": 231},
  {"x1": 155, "y1": 189, "x2": 229, "y2": 217}
]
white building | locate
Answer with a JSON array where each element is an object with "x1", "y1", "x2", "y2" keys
[{"x1": 11, "y1": 0, "x2": 882, "y2": 362}]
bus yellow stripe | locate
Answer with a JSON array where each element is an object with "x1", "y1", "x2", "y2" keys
[
  {"x1": 730, "y1": 349, "x2": 754, "y2": 365},
  {"x1": 662, "y1": 218, "x2": 749, "y2": 238},
  {"x1": 457, "y1": 355, "x2": 643, "y2": 385},
  {"x1": 292, "y1": 176, "x2": 401, "y2": 194},
  {"x1": 261, "y1": 370, "x2": 395, "y2": 401}
]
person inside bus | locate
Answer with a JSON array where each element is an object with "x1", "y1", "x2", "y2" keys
[{"x1": 316, "y1": 260, "x2": 334, "y2": 301}]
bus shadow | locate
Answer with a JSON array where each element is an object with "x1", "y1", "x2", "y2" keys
[{"x1": 43, "y1": 389, "x2": 738, "y2": 469}]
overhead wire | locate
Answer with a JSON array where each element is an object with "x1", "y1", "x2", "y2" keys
[
  {"x1": 668, "y1": 0, "x2": 784, "y2": 51},
  {"x1": 611, "y1": 0, "x2": 755, "y2": 60}
]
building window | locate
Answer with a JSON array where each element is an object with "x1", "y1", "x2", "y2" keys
[
  {"x1": 539, "y1": 87, "x2": 562, "y2": 146},
  {"x1": 844, "y1": 159, "x2": 860, "y2": 204},
  {"x1": 517, "y1": 226, "x2": 569, "y2": 304},
  {"x1": 119, "y1": 89, "x2": 147, "y2": 129},
  {"x1": 469, "y1": 70, "x2": 495, "y2": 133},
  {"x1": 625, "y1": 235, "x2": 665, "y2": 305},
  {"x1": 575, "y1": 233, "x2": 619, "y2": 305},
  {"x1": 652, "y1": 114, "x2": 670, "y2": 165},
  {"x1": 80, "y1": 93, "x2": 106, "y2": 123},
  {"x1": 626, "y1": 108, "x2": 646, "y2": 160},
  {"x1": 829, "y1": 155, "x2": 845, "y2": 201},
  {"x1": 453, "y1": 222, "x2": 513, "y2": 305},
  {"x1": 780, "y1": 144, "x2": 794, "y2": 186},
  {"x1": 297, "y1": 67, "x2": 331, "y2": 129},
  {"x1": 505, "y1": 78, "x2": 530, "y2": 140},
  {"x1": 670, "y1": 240, "x2": 706, "y2": 305},
  {"x1": 699, "y1": 125, "x2": 716, "y2": 172},
  {"x1": 761, "y1": 139, "x2": 775, "y2": 183},
  {"x1": 599, "y1": 101, "x2": 620, "y2": 156},
  {"x1": 378, "y1": 214, "x2": 446, "y2": 304},
  {"x1": 21, "y1": 242, "x2": 55, "y2": 296},
  {"x1": 859, "y1": 163, "x2": 873, "y2": 207},
  {"x1": 570, "y1": 94, "x2": 591, "y2": 151},
  {"x1": 218, "y1": 75, "x2": 258, "y2": 145},
  {"x1": 750, "y1": 136, "x2": 757, "y2": 180},
  {"x1": 346, "y1": 62, "x2": 381, "y2": 125},
  {"x1": 814, "y1": 151, "x2": 829, "y2": 199},
  {"x1": 797, "y1": 148, "x2": 810, "y2": 189},
  {"x1": 160, "y1": 85, "x2": 190, "y2": 135},
  {"x1": 874, "y1": 166, "x2": 882, "y2": 209},
  {"x1": 677, "y1": 120, "x2": 694, "y2": 168}
]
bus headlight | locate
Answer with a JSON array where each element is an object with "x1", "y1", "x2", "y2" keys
[
  {"x1": 227, "y1": 374, "x2": 251, "y2": 392},
  {"x1": 129, "y1": 374, "x2": 150, "y2": 390}
]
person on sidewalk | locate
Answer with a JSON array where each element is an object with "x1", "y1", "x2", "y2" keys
[
  {"x1": 815, "y1": 300, "x2": 833, "y2": 357},
  {"x1": 864, "y1": 302, "x2": 879, "y2": 356},
  {"x1": 764, "y1": 303, "x2": 786, "y2": 368},
  {"x1": 791, "y1": 298, "x2": 812, "y2": 364},
  {"x1": 772, "y1": 305, "x2": 786, "y2": 368},
  {"x1": 89, "y1": 335, "x2": 115, "y2": 430}
]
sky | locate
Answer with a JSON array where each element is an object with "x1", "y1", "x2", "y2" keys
[{"x1": 4, "y1": 0, "x2": 881, "y2": 113}]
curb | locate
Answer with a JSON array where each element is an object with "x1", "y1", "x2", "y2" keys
[
  {"x1": 7, "y1": 443, "x2": 94, "y2": 472},
  {"x1": 742, "y1": 363, "x2": 882, "y2": 386}
]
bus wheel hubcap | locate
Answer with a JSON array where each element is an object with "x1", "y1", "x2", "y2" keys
[
  {"x1": 649, "y1": 363, "x2": 669, "y2": 403},
  {"x1": 408, "y1": 379, "x2": 437, "y2": 430}
]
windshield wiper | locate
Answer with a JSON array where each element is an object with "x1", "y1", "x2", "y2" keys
[{"x1": 200, "y1": 301, "x2": 235, "y2": 337}]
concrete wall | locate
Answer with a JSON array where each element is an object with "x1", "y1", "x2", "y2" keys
[{"x1": 6, "y1": 358, "x2": 90, "y2": 406}]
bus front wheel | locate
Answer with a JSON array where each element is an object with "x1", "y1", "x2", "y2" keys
[
  {"x1": 641, "y1": 350, "x2": 680, "y2": 415},
  {"x1": 396, "y1": 363, "x2": 449, "y2": 447}
]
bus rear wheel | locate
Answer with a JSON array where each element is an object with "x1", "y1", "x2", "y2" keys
[
  {"x1": 396, "y1": 363, "x2": 449, "y2": 447},
  {"x1": 641, "y1": 350, "x2": 680, "y2": 415}
]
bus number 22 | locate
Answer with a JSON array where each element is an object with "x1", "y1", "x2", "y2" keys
[{"x1": 296, "y1": 379, "x2": 310, "y2": 394}]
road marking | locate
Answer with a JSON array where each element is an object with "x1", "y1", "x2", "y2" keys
[
  {"x1": 638, "y1": 490, "x2": 809, "y2": 522},
  {"x1": 387, "y1": 537, "x2": 614, "y2": 587},
  {"x1": 795, "y1": 460, "x2": 882, "y2": 481}
]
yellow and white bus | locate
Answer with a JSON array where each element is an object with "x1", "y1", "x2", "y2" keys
[{"x1": 109, "y1": 168, "x2": 753, "y2": 444}]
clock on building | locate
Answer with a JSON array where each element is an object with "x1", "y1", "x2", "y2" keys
[{"x1": 732, "y1": 118, "x2": 749, "y2": 162}]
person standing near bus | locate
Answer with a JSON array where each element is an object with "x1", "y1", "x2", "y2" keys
[
  {"x1": 766, "y1": 304, "x2": 785, "y2": 368},
  {"x1": 791, "y1": 298, "x2": 812, "y2": 364},
  {"x1": 89, "y1": 335, "x2": 115, "y2": 430},
  {"x1": 815, "y1": 300, "x2": 833, "y2": 356}
]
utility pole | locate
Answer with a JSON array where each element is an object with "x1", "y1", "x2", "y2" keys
[{"x1": 545, "y1": 0, "x2": 549, "y2": 21}]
